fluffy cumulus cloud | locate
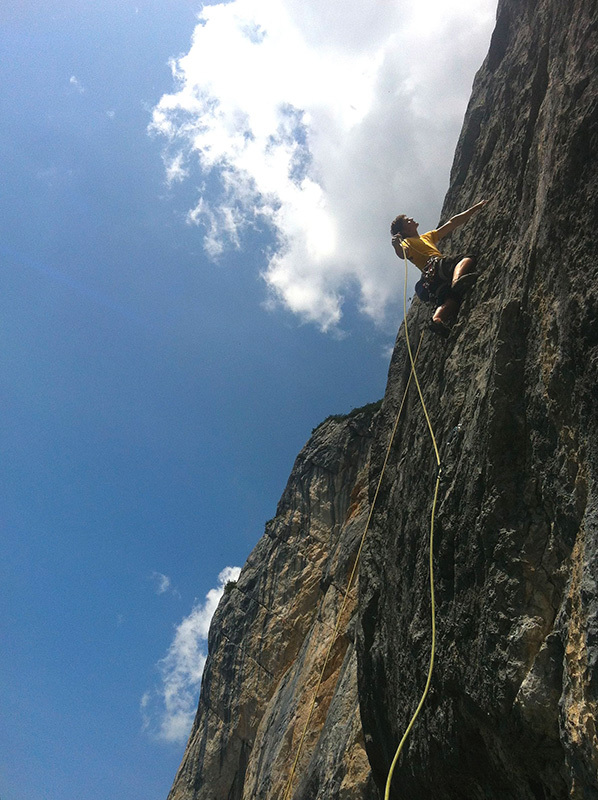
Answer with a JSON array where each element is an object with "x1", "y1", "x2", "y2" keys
[
  {"x1": 142, "y1": 565, "x2": 242, "y2": 743},
  {"x1": 151, "y1": 0, "x2": 497, "y2": 330}
]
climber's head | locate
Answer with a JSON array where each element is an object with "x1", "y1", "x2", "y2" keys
[{"x1": 390, "y1": 214, "x2": 418, "y2": 239}]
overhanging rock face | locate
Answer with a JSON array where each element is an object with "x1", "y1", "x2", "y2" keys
[{"x1": 357, "y1": 0, "x2": 598, "y2": 797}]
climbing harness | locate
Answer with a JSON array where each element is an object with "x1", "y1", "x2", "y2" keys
[{"x1": 281, "y1": 247, "x2": 441, "y2": 800}]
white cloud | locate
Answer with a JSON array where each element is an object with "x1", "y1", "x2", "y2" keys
[
  {"x1": 150, "y1": 0, "x2": 497, "y2": 330},
  {"x1": 69, "y1": 75, "x2": 85, "y2": 93},
  {"x1": 142, "y1": 565, "x2": 242, "y2": 743},
  {"x1": 164, "y1": 151, "x2": 188, "y2": 185},
  {"x1": 151, "y1": 571, "x2": 179, "y2": 597}
]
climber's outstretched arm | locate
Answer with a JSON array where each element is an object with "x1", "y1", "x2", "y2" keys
[{"x1": 436, "y1": 199, "x2": 488, "y2": 241}]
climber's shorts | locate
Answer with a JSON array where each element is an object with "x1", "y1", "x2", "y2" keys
[{"x1": 414, "y1": 253, "x2": 476, "y2": 305}]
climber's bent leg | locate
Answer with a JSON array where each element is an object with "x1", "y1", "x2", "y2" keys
[
  {"x1": 432, "y1": 296, "x2": 460, "y2": 326},
  {"x1": 452, "y1": 256, "x2": 477, "y2": 282}
]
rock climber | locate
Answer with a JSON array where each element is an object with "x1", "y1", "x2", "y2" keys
[{"x1": 390, "y1": 200, "x2": 489, "y2": 338}]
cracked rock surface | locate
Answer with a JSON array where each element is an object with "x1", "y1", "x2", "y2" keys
[{"x1": 357, "y1": 0, "x2": 598, "y2": 797}]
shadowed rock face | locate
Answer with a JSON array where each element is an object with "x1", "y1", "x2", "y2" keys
[
  {"x1": 166, "y1": 406, "x2": 380, "y2": 800},
  {"x1": 357, "y1": 0, "x2": 598, "y2": 797}
]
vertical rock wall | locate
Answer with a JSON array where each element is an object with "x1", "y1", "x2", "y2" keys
[{"x1": 357, "y1": 0, "x2": 598, "y2": 797}]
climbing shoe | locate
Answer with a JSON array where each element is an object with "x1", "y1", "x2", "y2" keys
[
  {"x1": 451, "y1": 272, "x2": 479, "y2": 298},
  {"x1": 429, "y1": 319, "x2": 451, "y2": 339}
]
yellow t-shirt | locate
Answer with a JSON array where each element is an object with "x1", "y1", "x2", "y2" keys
[{"x1": 401, "y1": 230, "x2": 443, "y2": 271}]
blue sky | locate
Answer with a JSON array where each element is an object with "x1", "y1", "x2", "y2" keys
[{"x1": 0, "y1": 1, "x2": 496, "y2": 798}]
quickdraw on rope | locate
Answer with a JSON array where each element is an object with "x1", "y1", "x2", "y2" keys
[
  {"x1": 383, "y1": 246, "x2": 442, "y2": 800},
  {"x1": 281, "y1": 328, "x2": 424, "y2": 800}
]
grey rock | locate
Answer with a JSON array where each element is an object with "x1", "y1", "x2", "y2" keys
[{"x1": 357, "y1": 0, "x2": 598, "y2": 797}]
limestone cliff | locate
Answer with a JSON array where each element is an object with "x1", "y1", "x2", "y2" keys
[
  {"x1": 358, "y1": 0, "x2": 598, "y2": 797},
  {"x1": 167, "y1": 0, "x2": 598, "y2": 797},
  {"x1": 167, "y1": 405, "x2": 380, "y2": 800}
]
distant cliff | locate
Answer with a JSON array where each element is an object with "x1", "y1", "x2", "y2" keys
[
  {"x1": 167, "y1": 404, "x2": 380, "y2": 800},
  {"x1": 358, "y1": 0, "x2": 598, "y2": 796},
  {"x1": 167, "y1": 0, "x2": 598, "y2": 797}
]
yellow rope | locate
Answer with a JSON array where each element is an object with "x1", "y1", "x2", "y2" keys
[
  {"x1": 281, "y1": 331, "x2": 424, "y2": 800},
  {"x1": 383, "y1": 249, "x2": 442, "y2": 800}
]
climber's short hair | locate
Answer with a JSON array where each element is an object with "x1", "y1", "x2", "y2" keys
[{"x1": 390, "y1": 214, "x2": 408, "y2": 238}]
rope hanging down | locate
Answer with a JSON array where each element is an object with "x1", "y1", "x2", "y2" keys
[
  {"x1": 383, "y1": 248, "x2": 442, "y2": 799},
  {"x1": 281, "y1": 330, "x2": 424, "y2": 800},
  {"x1": 282, "y1": 247, "x2": 442, "y2": 800}
]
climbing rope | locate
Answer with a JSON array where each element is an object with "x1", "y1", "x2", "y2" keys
[
  {"x1": 383, "y1": 248, "x2": 442, "y2": 799},
  {"x1": 282, "y1": 247, "x2": 442, "y2": 800},
  {"x1": 281, "y1": 329, "x2": 424, "y2": 800}
]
